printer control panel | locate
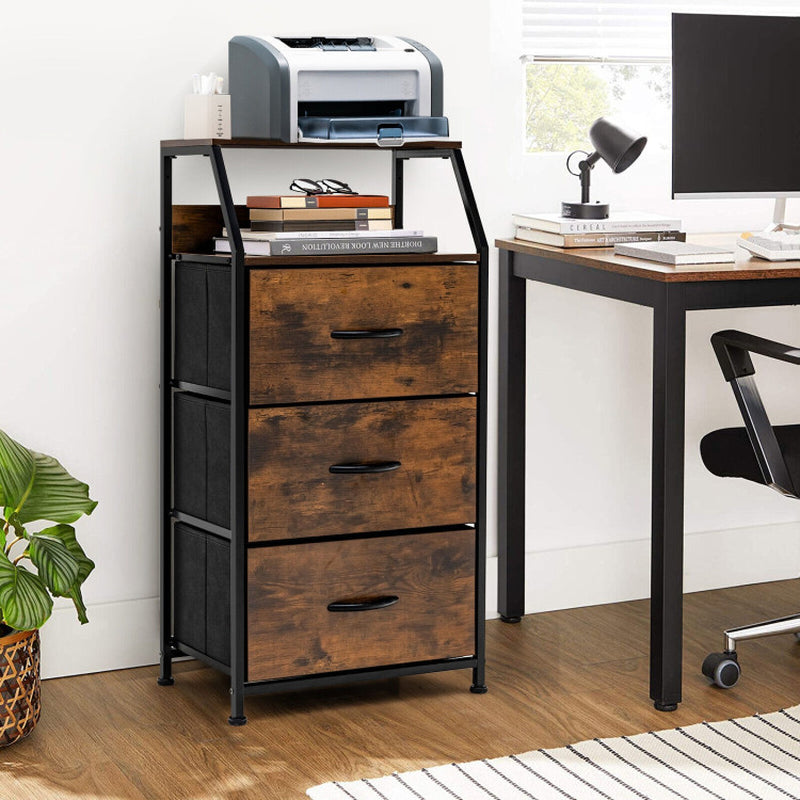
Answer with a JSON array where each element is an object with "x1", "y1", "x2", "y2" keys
[{"x1": 278, "y1": 37, "x2": 377, "y2": 51}]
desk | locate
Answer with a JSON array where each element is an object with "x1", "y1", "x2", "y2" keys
[{"x1": 496, "y1": 235, "x2": 800, "y2": 710}]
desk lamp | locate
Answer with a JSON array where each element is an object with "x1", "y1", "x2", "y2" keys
[{"x1": 562, "y1": 117, "x2": 647, "y2": 220}]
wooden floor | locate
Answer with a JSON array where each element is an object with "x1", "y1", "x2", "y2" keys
[{"x1": 5, "y1": 579, "x2": 799, "y2": 799}]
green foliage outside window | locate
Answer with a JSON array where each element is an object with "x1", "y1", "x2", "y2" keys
[
  {"x1": 525, "y1": 63, "x2": 672, "y2": 153},
  {"x1": 525, "y1": 64, "x2": 610, "y2": 152}
]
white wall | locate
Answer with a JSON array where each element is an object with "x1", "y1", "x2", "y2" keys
[{"x1": 2, "y1": 1, "x2": 798, "y2": 678}]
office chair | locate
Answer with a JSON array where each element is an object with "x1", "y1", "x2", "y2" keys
[{"x1": 699, "y1": 329, "x2": 800, "y2": 689}]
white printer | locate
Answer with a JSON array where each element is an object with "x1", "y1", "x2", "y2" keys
[{"x1": 229, "y1": 35, "x2": 449, "y2": 143}]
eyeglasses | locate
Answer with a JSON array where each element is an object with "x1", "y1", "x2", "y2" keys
[{"x1": 289, "y1": 178, "x2": 358, "y2": 196}]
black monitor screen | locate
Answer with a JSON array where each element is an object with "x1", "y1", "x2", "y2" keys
[{"x1": 672, "y1": 13, "x2": 800, "y2": 198}]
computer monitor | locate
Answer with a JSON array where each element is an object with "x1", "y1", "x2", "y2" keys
[{"x1": 671, "y1": 12, "x2": 800, "y2": 226}]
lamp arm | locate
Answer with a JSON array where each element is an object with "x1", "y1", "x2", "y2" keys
[{"x1": 578, "y1": 152, "x2": 601, "y2": 204}]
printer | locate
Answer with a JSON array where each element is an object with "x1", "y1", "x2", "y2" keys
[{"x1": 228, "y1": 35, "x2": 448, "y2": 143}]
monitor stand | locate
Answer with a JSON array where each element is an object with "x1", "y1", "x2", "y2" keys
[{"x1": 766, "y1": 197, "x2": 800, "y2": 232}]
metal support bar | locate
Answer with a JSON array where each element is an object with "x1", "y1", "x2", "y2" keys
[
  {"x1": 158, "y1": 153, "x2": 175, "y2": 687},
  {"x1": 497, "y1": 249, "x2": 526, "y2": 623},
  {"x1": 208, "y1": 145, "x2": 248, "y2": 726},
  {"x1": 444, "y1": 146, "x2": 488, "y2": 689},
  {"x1": 448, "y1": 149, "x2": 489, "y2": 258},
  {"x1": 650, "y1": 285, "x2": 686, "y2": 712},
  {"x1": 391, "y1": 150, "x2": 404, "y2": 229},
  {"x1": 725, "y1": 613, "x2": 800, "y2": 650}
]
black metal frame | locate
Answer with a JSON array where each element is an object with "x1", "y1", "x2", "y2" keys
[
  {"x1": 160, "y1": 140, "x2": 488, "y2": 723},
  {"x1": 711, "y1": 329, "x2": 800, "y2": 497},
  {"x1": 496, "y1": 247, "x2": 800, "y2": 711}
]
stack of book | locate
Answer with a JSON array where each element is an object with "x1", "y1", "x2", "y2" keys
[
  {"x1": 512, "y1": 211, "x2": 684, "y2": 249},
  {"x1": 213, "y1": 193, "x2": 438, "y2": 256}
]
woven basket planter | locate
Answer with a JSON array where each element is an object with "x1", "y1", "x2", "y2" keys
[{"x1": 0, "y1": 628, "x2": 41, "y2": 747}]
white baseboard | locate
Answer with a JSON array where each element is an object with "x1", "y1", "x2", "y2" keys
[
  {"x1": 37, "y1": 523, "x2": 800, "y2": 678},
  {"x1": 39, "y1": 595, "x2": 159, "y2": 679},
  {"x1": 485, "y1": 521, "x2": 800, "y2": 618}
]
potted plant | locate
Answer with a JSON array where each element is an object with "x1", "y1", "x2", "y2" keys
[{"x1": 0, "y1": 427, "x2": 96, "y2": 746}]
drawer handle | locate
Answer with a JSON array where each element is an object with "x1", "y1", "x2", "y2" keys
[
  {"x1": 327, "y1": 596, "x2": 399, "y2": 612},
  {"x1": 329, "y1": 461, "x2": 401, "y2": 474},
  {"x1": 330, "y1": 328, "x2": 404, "y2": 339}
]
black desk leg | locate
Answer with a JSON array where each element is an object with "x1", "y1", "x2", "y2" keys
[
  {"x1": 650, "y1": 289, "x2": 686, "y2": 711},
  {"x1": 498, "y1": 250, "x2": 527, "y2": 623}
]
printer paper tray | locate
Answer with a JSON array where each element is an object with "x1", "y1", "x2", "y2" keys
[{"x1": 297, "y1": 116, "x2": 449, "y2": 142}]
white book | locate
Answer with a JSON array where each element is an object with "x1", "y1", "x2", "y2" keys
[
  {"x1": 222, "y1": 227, "x2": 422, "y2": 240},
  {"x1": 511, "y1": 211, "x2": 682, "y2": 234},
  {"x1": 214, "y1": 235, "x2": 437, "y2": 256},
  {"x1": 613, "y1": 241, "x2": 736, "y2": 265}
]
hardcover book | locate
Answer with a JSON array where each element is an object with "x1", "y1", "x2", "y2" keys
[
  {"x1": 246, "y1": 194, "x2": 390, "y2": 209},
  {"x1": 221, "y1": 227, "x2": 422, "y2": 241},
  {"x1": 249, "y1": 207, "x2": 394, "y2": 221},
  {"x1": 250, "y1": 219, "x2": 393, "y2": 232},
  {"x1": 514, "y1": 227, "x2": 686, "y2": 248},
  {"x1": 511, "y1": 211, "x2": 682, "y2": 234}
]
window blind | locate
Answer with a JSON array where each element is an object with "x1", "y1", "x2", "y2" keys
[{"x1": 522, "y1": 1, "x2": 800, "y2": 62}]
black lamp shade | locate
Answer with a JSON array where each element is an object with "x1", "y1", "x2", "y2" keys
[{"x1": 589, "y1": 117, "x2": 647, "y2": 173}]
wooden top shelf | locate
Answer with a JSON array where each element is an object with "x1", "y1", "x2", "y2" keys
[
  {"x1": 161, "y1": 137, "x2": 462, "y2": 151},
  {"x1": 496, "y1": 234, "x2": 800, "y2": 282},
  {"x1": 175, "y1": 252, "x2": 479, "y2": 267}
]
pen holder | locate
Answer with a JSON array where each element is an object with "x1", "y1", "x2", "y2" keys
[{"x1": 184, "y1": 94, "x2": 231, "y2": 139}]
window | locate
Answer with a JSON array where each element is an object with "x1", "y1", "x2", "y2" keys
[
  {"x1": 525, "y1": 62, "x2": 670, "y2": 154},
  {"x1": 523, "y1": 1, "x2": 799, "y2": 154}
]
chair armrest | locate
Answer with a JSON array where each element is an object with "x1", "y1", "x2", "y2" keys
[
  {"x1": 709, "y1": 329, "x2": 798, "y2": 497},
  {"x1": 712, "y1": 329, "x2": 800, "y2": 381}
]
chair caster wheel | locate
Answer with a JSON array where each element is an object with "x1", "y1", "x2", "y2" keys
[{"x1": 702, "y1": 651, "x2": 740, "y2": 688}]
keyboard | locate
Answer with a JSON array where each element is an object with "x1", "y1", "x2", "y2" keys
[{"x1": 739, "y1": 229, "x2": 800, "y2": 261}]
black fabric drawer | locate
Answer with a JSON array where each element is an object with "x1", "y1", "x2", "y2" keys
[
  {"x1": 174, "y1": 260, "x2": 230, "y2": 390},
  {"x1": 173, "y1": 393, "x2": 230, "y2": 528},
  {"x1": 173, "y1": 522, "x2": 230, "y2": 666}
]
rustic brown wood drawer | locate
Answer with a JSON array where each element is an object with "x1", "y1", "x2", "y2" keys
[
  {"x1": 248, "y1": 396, "x2": 476, "y2": 541},
  {"x1": 249, "y1": 265, "x2": 478, "y2": 403},
  {"x1": 247, "y1": 528, "x2": 475, "y2": 681}
]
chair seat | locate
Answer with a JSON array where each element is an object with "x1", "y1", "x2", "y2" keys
[{"x1": 700, "y1": 424, "x2": 800, "y2": 495}]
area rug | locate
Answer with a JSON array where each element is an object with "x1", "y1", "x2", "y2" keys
[{"x1": 307, "y1": 705, "x2": 800, "y2": 799}]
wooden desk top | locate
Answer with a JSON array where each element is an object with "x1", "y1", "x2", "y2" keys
[
  {"x1": 161, "y1": 137, "x2": 462, "y2": 151},
  {"x1": 496, "y1": 234, "x2": 800, "y2": 283}
]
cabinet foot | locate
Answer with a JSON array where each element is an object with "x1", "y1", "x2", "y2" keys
[
  {"x1": 157, "y1": 676, "x2": 175, "y2": 686},
  {"x1": 654, "y1": 701, "x2": 678, "y2": 712},
  {"x1": 228, "y1": 715, "x2": 247, "y2": 726},
  {"x1": 500, "y1": 615, "x2": 522, "y2": 624},
  {"x1": 470, "y1": 683, "x2": 488, "y2": 694}
]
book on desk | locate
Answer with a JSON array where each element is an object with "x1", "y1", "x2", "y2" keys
[
  {"x1": 613, "y1": 240, "x2": 737, "y2": 266},
  {"x1": 512, "y1": 210, "x2": 684, "y2": 249}
]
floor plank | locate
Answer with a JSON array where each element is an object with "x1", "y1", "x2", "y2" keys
[{"x1": 2, "y1": 579, "x2": 798, "y2": 799}]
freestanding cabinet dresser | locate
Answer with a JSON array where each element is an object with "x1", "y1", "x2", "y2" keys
[{"x1": 159, "y1": 138, "x2": 487, "y2": 724}]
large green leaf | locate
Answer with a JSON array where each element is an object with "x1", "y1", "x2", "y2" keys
[
  {"x1": 0, "y1": 430, "x2": 97, "y2": 524},
  {"x1": 0, "y1": 552, "x2": 54, "y2": 630},
  {"x1": 29, "y1": 534, "x2": 80, "y2": 596},
  {"x1": 37, "y1": 524, "x2": 94, "y2": 624},
  {"x1": 38, "y1": 525, "x2": 94, "y2": 585},
  {"x1": 66, "y1": 585, "x2": 89, "y2": 625},
  {"x1": 16, "y1": 451, "x2": 96, "y2": 525},
  {"x1": 0, "y1": 429, "x2": 35, "y2": 510}
]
